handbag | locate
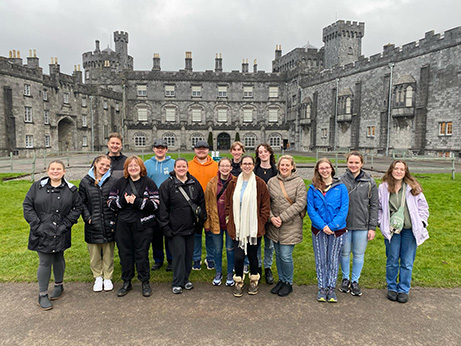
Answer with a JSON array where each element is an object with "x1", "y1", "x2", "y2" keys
[
  {"x1": 278, "y1": 179, "x2": 306, "y2": 219},
  {"x1": 389, "y1": 183, "x2": 406, "y2": 235},
  {"x1": 177, "y1": 185, "x2": 205, "y2": 226}
]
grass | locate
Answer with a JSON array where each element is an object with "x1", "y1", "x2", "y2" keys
[{"x1": 0, "y1": 173, "x2": 460, "y2": 288}]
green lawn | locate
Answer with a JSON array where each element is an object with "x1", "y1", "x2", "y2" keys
[{"x1": 0, "y1": 173, "x2": 459, "y2": 287}]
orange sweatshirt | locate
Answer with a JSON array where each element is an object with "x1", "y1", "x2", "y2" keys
[{"x1": 188, "y1": 156, "x2": 219, "y2": 192}]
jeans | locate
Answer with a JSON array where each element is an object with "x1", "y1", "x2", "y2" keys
[
  {"x1": 193, "y1": 229, "x2": 215, "y2": 263},
  {"x1": 211, "y1": 230, "x2": 234, "y2": 274},
  {"x1": 312, "y1": 231, "x2": 344, "y2": 289},
  {"x1": 384, "y1": 228, "x2": 417, "y2": 294},
  {"x1": 273, "y1": 242, "x2": 295, "y2": 284},
  {"x1": 340, "y1": 230, "x2": 369, "y2": 283},
  {"x1": 257, "y1": 234, "x2": 274, "y2": 268}
]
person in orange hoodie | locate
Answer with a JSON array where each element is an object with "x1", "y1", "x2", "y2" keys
[{"x1": 188, "y1": 140, "x2": 218, "y2": 270}]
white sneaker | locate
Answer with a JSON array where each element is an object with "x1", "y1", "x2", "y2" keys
[
  {"x1": 103, "y1": 279, "x2": 113, "y2": 291},
  {"x1": 93, "y1": 276, "x2": 103, "y2": 292}
]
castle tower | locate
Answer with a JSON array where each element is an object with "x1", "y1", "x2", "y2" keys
[
  {"x1": 114, "y1": 31, "x2": 128, "y2": 57},
  {"x1": 323, "y1": 20, "x2": 364, "y2": 69}
]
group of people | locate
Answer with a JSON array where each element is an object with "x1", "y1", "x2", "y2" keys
[{"x1": 23, "y1": 133, "x2": 429, "y2": 311}]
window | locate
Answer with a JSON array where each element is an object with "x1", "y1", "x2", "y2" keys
[
  {"x1": 134, "y1": 133, "x2": 147, "y2": 147},
  {"x1": 85, "y1": 70, "x2": 90, "y2": 80},
  {"x1": 165, "y1": 107, "x2": 176, "y2": 122},
  {"x1": 305, "y1": 104, "x2": 311, "y2": 118},
  {"x1": 192, "y1": 108, "x2": 202, "y2": 122},
  {"x1": 63, "y1": 93, "x2": 69, "y2": 104},
  {"x1": 103, "y1": 100, "x2": 108, "y2": 109},
  {"x1": 243, "y1": 108, "x2": 253, "y2": 122},
  {"x1": 268, "y1": 108, "x2": 278, "y2": 122},
  {"x1": 43, "y1": 89, "x2": 48, "y2": 101},
  {"x1": 405, "y1": 86, "x2": 413, "y2": 107},
  {"x1": 25, "y1": 107, "x2": 32, "y2": 122},
  {"x1": 345, "y1": 97, "x2": 351, "y2": 114},
  {"x1": 137, "y1": 85, "x2": 147, "y2": 97},
  {"x1": 24, "y1": 84, "x2": 31, "y2": 96},
  {"x1": 82, "y1": 115, "x2": 87, "y2": 127},
  {"x1": 439, "y1": 122, "x2": 453, "y2": 136},
  {"x1": 192, "y1": 86, "x2": 202, "y2": 97},
  {"x1": 217, "y1": 108, "x2": 227, "y2": 122},
  {"x1": 45, "y1": 135, "x2": 50, "y2": 148},
  {"x1": 25, "y1": 135, "x2": 34, "y2": 148},
  {"x1": 367, "y1": 126, "x2": 376, "y2": 137},
  {"x1": 165, "y1": 85, "x2": 175, "y2": 97},
  {"x1": 163, "y1": 133, "x2": 176, "y2": 148},
  {"x1": 243, "y1": 86, "x2": 253, "y2": 98},
  {"x1": 269, "y1": 86, "x2": 278, "y2": 98},
  {"x1": 82, "y1": 96, "x2": 87, "y2": 107},
  {"x1": 218, "y1": 86, "x2": 227, "y2": 98},
  {"x1": 269, "y1": 134, "x2": 281, "y2": 148},
  {"x1": 321, "y1": 128, "x2": 328, "y2": 138},
  {"x1": 244, "y1": 134, "x2": 256, "y2": 149},
  {"x1": 191, "y1": 134, "x2": 204, "y2": 148},
  {"x1": 44, "y1": 110, "x2": 49, "y2": 124},
  {"x1": 292, "y1": 95, "x2": 297, "y2": 105},
  {"x1": 137, "y1": 108, "x2": 148, "y2": 122},
  {"x1": 115, "y1": 103, "x2": 119, "y2": 112},
  {"x1": 82, "y1": 136, "x2": 88, "y2": 147}
]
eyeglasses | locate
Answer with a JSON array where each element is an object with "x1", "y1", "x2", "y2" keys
[
  {"x1": 242, "y1": 163, "x2": 254, "y2": 166},
  {"x1": 219, "y1": 165, "x2": 231, "y2": 168}
]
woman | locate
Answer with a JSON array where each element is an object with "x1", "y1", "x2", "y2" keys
[
  {"x1": 307, "y1": 158, "x2": 348, "y2": 303},
  {"x1": 158, "y1": 158, "x2": 206, "y2": 294},
  {"x1": 267, "y1": 155, "x2": 307, "y2": 297},
  {"x1": 253, "y1": 143, "x2": 278, "y2": 284},
  {"x1": 378, "y1": 160, "x2": 429, "y2": 304},
  {"x1": 23, "y1": 160, "x2": 82, "y2": 310},
  {"x1": 204, "y1": 157, "x2": 236, "y2": 287},
  {"x1": 108, "y1": 156, "x2": 159, "y2": 298},
  {"x1": 339, "y1": 151, "x2": 378, "y2": 297},
  {"x1": 79, "y1": 154, "x2": 116, "y2": 292},
  {"x1": 225, "y1": 155, "x2": 270, "y2": 297}
]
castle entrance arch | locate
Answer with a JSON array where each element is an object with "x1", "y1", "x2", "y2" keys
[
  {"x1": 58, "y1": 117, "x2": 75, "y2": 152},
  {"x1": 217, "y1": 132, "x2": 231, "y2": 150}
]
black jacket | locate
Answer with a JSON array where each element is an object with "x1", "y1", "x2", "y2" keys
[
  {"x1": 158, "y1": 172, "x2": 206, "y2": 238},
  {"x1": 79, "y1": 171, "x2": 116, "y2": 244},
  {"x1": 23, "y1": 177, "x2": 82, "y2": 253},
  {"x1": 108, "y1": 176, "x2": 159, "y2": 230}
]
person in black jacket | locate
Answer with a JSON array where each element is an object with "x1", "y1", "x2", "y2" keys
[
  {"x1": 158, "y1": 158, "x2": 206, "y2": 294},
  {"x1": 23, "y1": 160, "x2": 82, "y2": 311},
  {"x1": 108, "y1": 156, "x2": 159, "y2": 298},
  {"x1": 79, "y1": 154, "x2": 116, "y2": 293}
]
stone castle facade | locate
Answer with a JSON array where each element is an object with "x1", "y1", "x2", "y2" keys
[{"x1": 1, "y1": 20, "x2": 460, "y2": 157}]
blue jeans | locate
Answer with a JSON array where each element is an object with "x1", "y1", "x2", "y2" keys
[
  {"x1": 384, "y1": 229, "x2": 417, "y2": 294},
  {"x1": 312, "y1": 231, "x2": 344, "y2": 289},
  {"x1": 193, "y1": 229, "x2": 215, "y2": 263},
  {"x1": 211, "y1": 230, "x2": 234, "y2": 274},
  {"x1": 273, "y1": 242, "x2": 295, "y2": 284},
  {"x1": 340, "y1": 230, "x2": 369, "y2": 283},
  {"x1": 257, "y1": 234, "x2": 274, "y2": 268}
]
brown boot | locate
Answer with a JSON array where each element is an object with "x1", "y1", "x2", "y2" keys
[
  {"x1": 248, "y1": 273, "x2": 260, "y2": 295},
  {"x1": 233, "y1": 275, "x2": 244, "y2": 297}
]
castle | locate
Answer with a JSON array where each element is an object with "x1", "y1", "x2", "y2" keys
[{"x1": 1, "y1": 20, "x2": 460, "y2": 158}]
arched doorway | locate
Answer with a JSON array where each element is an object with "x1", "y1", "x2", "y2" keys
[
  {"x1": 58, "y1": 118, "x2": 75, "y2": 152},
  {"x1": 217, "y1": 132, "x2": 231, "y2": 150}
]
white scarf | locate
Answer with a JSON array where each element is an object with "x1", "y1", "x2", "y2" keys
[{"x1": 232, "y1": 172, "x2": 258, "y2": 254}]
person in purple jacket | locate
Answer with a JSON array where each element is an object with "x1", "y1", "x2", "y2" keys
[{"x1": 378, "y1": 160, "x2": 429, "y2": 304}]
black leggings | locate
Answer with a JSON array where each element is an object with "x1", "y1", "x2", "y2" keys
[
  {"x1": 233, "y1": 237, "x2": 261, "y2": 277},
  {"x1": 37, "y1": 251, "x2": 65, "y2": 293}
]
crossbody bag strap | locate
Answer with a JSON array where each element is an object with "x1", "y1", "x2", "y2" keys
[
  {"x1": 128, "y1": 178, "x2": 140, "y2": 197},
  {"x1": 216, "y1": 180, "x2": 230, "y2": 201},
  {"x1": 178, "y1": 185, "x2": 195, "y2": 209},
  {"x1": 400, "y1": 182, "x2": 406, "y2": 208},
  {"x1": 279, "y1": 179, "x2": 293, "y2": 205}
]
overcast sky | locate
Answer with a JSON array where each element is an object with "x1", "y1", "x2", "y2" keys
[{"x1": 1, "y1": 0, "x2": 460, "y2": 75}]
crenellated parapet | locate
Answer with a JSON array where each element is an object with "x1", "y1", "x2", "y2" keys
[{"x1": 322, "y1": 20, "x2": 364, "y2": 43}]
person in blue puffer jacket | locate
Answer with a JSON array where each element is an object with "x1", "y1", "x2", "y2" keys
[{"x1": 307, "y1": 158, "x2": 349, "y2": 303}]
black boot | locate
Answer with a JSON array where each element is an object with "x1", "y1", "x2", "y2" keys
[
  {"x1": 38, "y1": 294, "x2": 53, "y2": 311},
  {"x1": 142, "y1": 282, "x2": 152, "y2": 297},
  {"x1": 49, "y1": 284, "x2": 64, "y2": 301},
  {"x1": 265, "y1": 268, "x2": 274, "y2": 284},
  {"x1": 117, "y1": 281, "x2": 132, "y2": 297}
]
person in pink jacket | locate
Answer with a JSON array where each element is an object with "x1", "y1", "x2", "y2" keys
[{"x1": 378, "y1": 160, "x2": 429, "y2": 304}]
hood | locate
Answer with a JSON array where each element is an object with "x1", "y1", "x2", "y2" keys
[{"x1": 192, "y1": 155, "x2": 215, "y2": 167}]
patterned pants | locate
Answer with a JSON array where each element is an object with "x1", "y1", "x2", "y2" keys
[{"x1": 312, "y1": 231, "x2": 344, "y2": 289}]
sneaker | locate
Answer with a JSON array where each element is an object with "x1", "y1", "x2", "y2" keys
[
  {"x1": 327, "y1": 288, "x2": 338, "y2": 303},
  {"x1": 117, "y1": 281, "x2": 132, "y2": 297},
  {"x1": 184, "y1": 282, "x2": 194, "y2": 290},
  {"x1": 350, "y1": 281, "x2": 362, "y2": 296},
  {"x1": 387, "y1": 290, "x2": 398, "y2": 301},
  {"x1": 225, "y1": 274, "x2": 235, "y2": 287},
  {"x1": 166, "y1": 262, "x2": 173, "y2": 272},
  {"x1": 271, "y1": 280, "x2": 285, "y2": 294},
  {"x1": 93, "y1": 276, "x2": 103, "y2": 292},
  {"x1": 172, "y1": 286, "x2": 183, "y2": 294},
  {"x1": 278, "y1": 282, "x2": 293, "y2": 297},
  {"x1": 103, "y1": 279, "x2": 113, "y2": 291},
  {"x1": 142, "y1": 282, "x2": 152, "y2": 297},
  {"x1": 213, "y1": 273, "x2": 223, "y2": 286},
  {"x1": 397, "y1": 292, "x2": 408, "y2": 303},
  {"x1": 192, "y1": 260, "x2": 201, "y2": 271},
  {"x1": 204, "y1": 258, "x2": 215, "y2": 270},
  {"x1": 38, "y1": 294, "x2": 53, "y2": 311},
  {"x1": 264, "y1": 268, "x2": 274, "y2": 285},
  {"x1": 339, "y1": 278, "x2": 350, "y2": 293},
  {"x1": 151, "y1": 262, "x2": 163, "y2": 271},
  {"x1": 317, "y1": 288, "x2": 327, "y2": 302},
  {"x1": 49, "y1": 284, "x2": 64, "y2": 300},
  {"x1": 243, "y1": 264, "x2": 249, "y2": 274}
]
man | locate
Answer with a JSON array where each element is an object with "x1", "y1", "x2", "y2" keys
[
  {"x1": 230, "y1": 141, "x2": 245, "y2": 177},
  {"x1": 188, "y1": 140, "x2": 218, "y2": 270},
  {"x1": 106, "y1": 133, "x2": 127, "y2": 180},
  {"x1": 144, "y1": 139, "x2": 175, "y2": 272}
]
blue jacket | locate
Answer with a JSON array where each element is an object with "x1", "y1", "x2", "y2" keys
[
  {"x1": 144, "y1": 156, "x2": 175, "y2": 188},
  {"x1": 307, "y1": 178, "x2": 349, "y2": 232}
]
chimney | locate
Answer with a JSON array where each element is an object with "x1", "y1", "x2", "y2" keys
[
  {"x1": 73, "y1": 65, "x2": 82, "y2": 83},
  {"x1": 95, "y1": 40, "x2": 101, "y2": 53},
  {"x1": 27, "y1": 49, "x2": 39, "y2": 68},
  {"x1": 49, "y1": 57, "x2": 60, "y2": 75},
  {"x1": 275, "y1": 44, "x2": 282, "y2": 59},
  {"x1": 215, "y1": 53, "x2": 223, "y2": 72},
  {"x1": 9, "y1": 49, "x2": 23, "y2": 65},
  {"x1": 253, "y1": 59, "x2": 257, "y2": 73},
  {"x1": 152, "y1": 53, "x2": 161, "y2": 71},
  {"x1": 185, "y1": 51, "x2": 192, "y2": 71},
  {"x1": 242, "y1": 59, "x2": 249, "y2": 73}
]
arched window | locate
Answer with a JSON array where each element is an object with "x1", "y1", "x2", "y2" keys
[
  {"x1": 217, "y1": 107, "x2": 228, "y2": 123},
  {"x1": 191, "y1": 133, "x2": 204, "y2": 148},
  {"x1": 345, "y1": 97, "x2": 351, "y2": 114},
  {"x1": 134, "y1": 132, "x2": 146, "y2": 147},
  {"x1": 405, "y1": 86, "x2": 413, "y2": 107},
  {"x1": 243, "y1": 133, "x2": 257, "y2": 149},
  {"x1": 163, "y1": 132, "x2": 176, "y2": 148},
  {"x1": 306, "y1": 104, "x2": 311, "y2": 118},
  {"x1": 269, "y1": 133, "x2": 282, "y2": 148}
]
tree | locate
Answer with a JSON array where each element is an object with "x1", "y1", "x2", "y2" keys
[
  {"x1": 235, "y1": 132, "x2": 240, "y2": 142},
  {"x1": 207, "y1": 132, "x2": 213, "y2": 150}
]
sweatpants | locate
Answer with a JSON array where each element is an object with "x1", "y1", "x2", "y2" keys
[
  {"x1": 152, "y1": 226, "x2": 172, "y2": 264},
  {"x1": 312, "y1": 231, "x2": 344, "y2": 289},
  {"x1": 87, "y1": 242, "x2": 115, "y2": 279},
  {"x1": 233, "y1": 237, "x2": 262, "y2": 277},
  {"x1": 167, "y1": 233, "x2": 194, "y2": 288},
  {"x1": 115, "y1": 221, "x2": 152, "y2": 283},
  {"x1": 37, "y1": 251, "x2": 65, "y2": 293}
]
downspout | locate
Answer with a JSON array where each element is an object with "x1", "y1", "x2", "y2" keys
[
  {"x1": 386, "y1": 63, "x2": 394, "y2": 156},
  {"x1": 334, "y1": 78, "x2": 339, "y2": 151}
]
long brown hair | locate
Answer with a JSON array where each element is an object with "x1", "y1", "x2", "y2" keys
[
  {"x1": 255, "y1": 143, "x2": 275, "y2": 165},
  {"x1": 312, "y1": 158, "x2": 335, "y2": 190},
  {"x1": 382, "y1": 160, "x2": 422, "y2": 196}
]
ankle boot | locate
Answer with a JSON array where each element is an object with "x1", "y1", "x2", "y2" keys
[
  {"x1": 49, "y1": 284, "x2": 64, "y2": 301},
  {"x1": 248, "y1": 273, "x2": 260, "y2": 295},
  {"x1": 233, "y1": 275, "x2": 244, "y2": 297},
  {"x1": 38, "y1": 294, "x2": 53, "y2": 311}
]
